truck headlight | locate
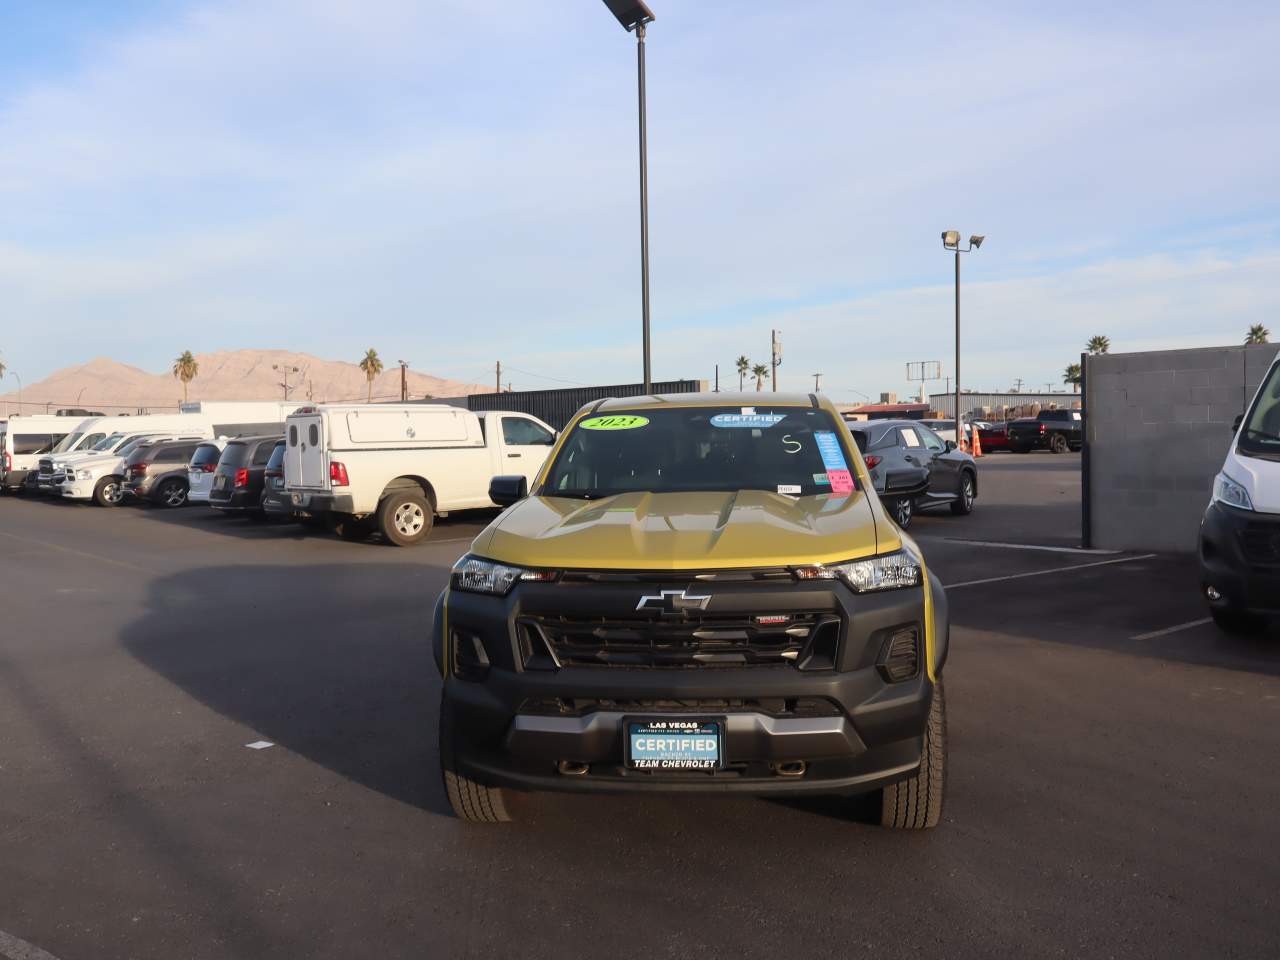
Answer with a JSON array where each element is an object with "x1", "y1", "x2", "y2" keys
[
  {"x1": 1212, "y1": 472, "x2": 1253, "y2": 511},
  {"x1": 76, "y1": 469, "x2": 92, "y2": 480},
  {"x1": 794, "y1": 548, "x2": 922, "y2": 593},
  {"x1": 451, "y1": 555, "x2": 558, "y2": 596}
]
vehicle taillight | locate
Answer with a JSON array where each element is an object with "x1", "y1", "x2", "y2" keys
[
  {"x1": 234, "y1": 468, "x2": 249, "y2": 488},
  {"x1": 330, "y1": 461, "x2": 349, "y2": 486},
  {"x1": 1039, "y1": 423, "x2": 1046, "y2": 433},
  {"x1": 3, "y1": 452, "x2": 11, "y2": 471},
  {"x1": 864, "y1": 455, "x2": 882, "y2": 469},
  {"x1": 129, "y1": 463, "x2": 147, "y2": 476},
  {"x1": 199, "y1": 462, "x2": 217, "y2": 473},
  {"x1": 264, "y1": 469, "x2": 282, "y2": 479}
]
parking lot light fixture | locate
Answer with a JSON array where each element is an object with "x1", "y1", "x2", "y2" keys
[
  {"x1": 939, "y1": 230, "x2": 984, "y2": 446},
  {"x1": 600, "y1": 0, "x2": 656, "y2": 393}
]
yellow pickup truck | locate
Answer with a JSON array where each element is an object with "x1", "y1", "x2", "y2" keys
[{"x1": 433, "y1": 391, "x2": 950, "y2": 830}]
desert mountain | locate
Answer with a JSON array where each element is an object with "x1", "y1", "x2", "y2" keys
[{"x1": 0, "y1": 350, "x2": 486, "y2": 414}]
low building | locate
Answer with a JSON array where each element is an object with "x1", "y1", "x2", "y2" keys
[
  {"x1": 840, "y1": 402, "x2": 929, "y2": 422},
  {"x1": 929, "y1": 391, "x2": 1081, "y2": 420}
]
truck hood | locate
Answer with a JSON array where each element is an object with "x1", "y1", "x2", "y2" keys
[
  {"x1": 64, "y1": 455, "x2": 126, "y2": 474},
  {"x1": 472, "y1": 489, "x2": 885, "y2": 570}
]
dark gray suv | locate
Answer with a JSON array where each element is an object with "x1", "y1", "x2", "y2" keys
[
  {"x1": 123, "y1": 439, "x2": 204, "y2": 508},
  {"x1": 847, "y1": 418, "x2": 977, "y2": 529}
]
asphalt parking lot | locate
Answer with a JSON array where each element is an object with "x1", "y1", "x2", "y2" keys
[{"x1": 2, "y1": 455, "x2": 1278, "y2": 960}]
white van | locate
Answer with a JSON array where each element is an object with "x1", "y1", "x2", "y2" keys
[
  {"x1": 283, "y1": 404, "x2": 556, "y2": 545},
  {"x1": 0, "y1": 415, "x2": 94, "y2": 493},
  {"x1": 1199, "y1": 347, "x2": 1280, "y2": 633}
]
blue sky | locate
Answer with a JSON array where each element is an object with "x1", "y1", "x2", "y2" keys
[{"x1": 1, "y1": 0, "x2": 1277, "y2": 397}]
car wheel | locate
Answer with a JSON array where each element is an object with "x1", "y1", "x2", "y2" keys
[
  {"x1": 378, "y1": 489, "x2": 434, "y2": 547},
  {"x1": 876, "y1": 680, "x2": 946, "y2": 829},
  {"x1": 439, "y1": 697, "x2": 513, "y2": 823},
  {"x1": 1049, "y1": 434, "x2": 1069, "y2": 454},
  {"x1": 950, "y1": 473, "x2": 975, "y2": 515},
  {"x1": 157, "y1": 478, "x2": 188, "y2": 508},
  {"x1": 92, "y1": 476, "x2": 124, "y2": 507},
  {"x1": 1210, "y1": 608, "x2": 1266, "y2": 635},
  {"x1": 890, "y1": 496, "x2": 913, "y2": 529}
]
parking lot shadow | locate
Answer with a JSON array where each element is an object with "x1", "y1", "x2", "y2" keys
[{"x1": 121, "y1": 562, "x2": 452, "y2": 816}]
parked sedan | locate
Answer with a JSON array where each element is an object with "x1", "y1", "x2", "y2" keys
[
  {"x1": 848, "y1": 419, "x2": 977, "y2": 528},
  {"x1": 122, "y1": 438, "x2": 204, "y2": 507},
  {"x1": 208, "y1": 434, "x2": 282, "y2": 519}
]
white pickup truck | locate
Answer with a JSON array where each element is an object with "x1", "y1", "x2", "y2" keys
[{"x1": 283, "y1": 404, "x2": 557, "y2": 546}]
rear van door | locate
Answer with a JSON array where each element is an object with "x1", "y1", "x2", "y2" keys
[{"x1": 287, "y1": 414, "x2": 327, "y2": 489}]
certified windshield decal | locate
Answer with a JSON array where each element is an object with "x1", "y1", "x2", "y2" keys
[
  {"x1": 710, "y1": 413, "x2": 785, "y2": 429},
  {"x1": 814, "y1": 431, "x2": 855, "y2": 494},
  {"x1": 579, "y1": 415, "x2": 650, "y2": 431}
]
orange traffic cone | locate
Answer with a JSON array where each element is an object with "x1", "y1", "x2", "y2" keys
[{"x1": 971, "y1": 426, "x2": 983, "y2": 457}]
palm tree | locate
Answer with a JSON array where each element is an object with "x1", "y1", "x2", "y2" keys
[
  {"x1": 1063, "y1": 362, "x2": 1082, "y2": 393},
  {"x1": 1245, "y1": 323, "x2": 1270, "y2": 345},
  {"x1": 1086, "y1": 335, "x2": 1110, "y2": 355},
  {"x1": 735, "y1": 355, "x2": 751, "y2": 391},
  {"x1": 751, "y1": 362, "x2": 769, "y2": 391},
  {"x1": 172, "y1": 351, "x2": 199, "y2": 403},
  {"x1": 359, "y1": 348, "x2": 383, "y2": 403}
]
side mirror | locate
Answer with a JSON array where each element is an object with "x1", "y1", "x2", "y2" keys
[
  {"x1": 489, "y1": 474, "x2": 528, "y2": 508},
  {"x1": 945, "y1": 440, "x2": 957, "y2": 452},
  {"x1": 1232, "y1": 413, "x2": 1244, "y2": 433}
]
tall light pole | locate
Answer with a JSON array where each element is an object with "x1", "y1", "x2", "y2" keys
[
  {"x1": 602, "y1": 0, "x2": 656, "y2": 393},
  {"x1": 941, "y1": 231, "x2": 984, "y2": 447}
]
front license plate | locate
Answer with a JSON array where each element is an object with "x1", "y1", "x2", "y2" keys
[{"x1": 626, "y1": 718, "x2": 723, "y2": 771}]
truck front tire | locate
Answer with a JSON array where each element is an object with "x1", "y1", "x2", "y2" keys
[
  {"x1": 378, "y1": 489, "x2": 433, "y2": 547},
  {"x1": 876, "y1": 681, "x2": 946, "y2": 829},
  {"x1": 439, "y1": 699, "x2": 513, "y2": 823},
  {"x1": 93, "y1": 476, "x2": 124, "y2": 507}
]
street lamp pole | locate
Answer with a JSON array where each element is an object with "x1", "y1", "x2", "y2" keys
[
  {"x1": 602, "y1": 1, "x2": 656, "y2": 393},
  {"x1": 941, "y1": 231, "x2": 984, "y2": 448}
]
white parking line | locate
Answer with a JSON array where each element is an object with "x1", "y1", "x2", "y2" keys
[
  {"x1": 944, "y1": 554, "x2": 1156, "y2": 590},
  {"x1": 1130, "y1": 617, "x2": 1213, "y2": 641},
  {"x1": 0, "y1": 928, "x2": 63, "y2": 960},
  {"x1": 919, "y1": 537, "x2": 1119, "y2": 555}
]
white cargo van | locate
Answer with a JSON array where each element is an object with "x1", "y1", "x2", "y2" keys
[
  {"x1": 1199, "y1": 347, "x2": 1280, "y2": 633},
  {"x1": 1, "y1": 415, "x2": 94, "y2": 493},
  {"x1": 283, "y1": 404, "x2": 556, "y2": 545}
]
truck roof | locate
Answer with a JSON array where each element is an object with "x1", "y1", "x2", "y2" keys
[{"x1": 593, "y1": 391, "x2": 821, "y2": 412}]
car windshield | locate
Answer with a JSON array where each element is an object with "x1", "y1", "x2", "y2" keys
[
  {"x1": 1239, "y1": 359, "x2": 1280, "y2": 459},
  {"x1": 51, "y1": 432, "x2": 84, "y2": 453},
  {"x1": 265, "y1": 442, "x2": 286, "y2": 470},
  {"x1": 92, "y1": 432, "x2": 126, "y2": 451},
  {"x1": 542, "y1": 406, "x2": 858, "y2": 499}
]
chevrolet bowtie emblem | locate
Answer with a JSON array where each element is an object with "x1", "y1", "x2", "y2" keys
[{"x1": 635, "y1": 589, "x2": 712, "y2": 615}]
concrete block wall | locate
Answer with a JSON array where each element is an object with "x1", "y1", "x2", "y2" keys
[{"x1": 1086, "y1": 344, "x2": 1278, "y2": 552}]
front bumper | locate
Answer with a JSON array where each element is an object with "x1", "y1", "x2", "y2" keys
[
  {"x1": 1200, "y1": 500, "x2": 1280, "y2": 613},
  {"x1": 436, "y1": 570, "x2": 949, "y2": 797},
  {"x1": 59, "y1": 478, "x2": 94, "y2": 500}
]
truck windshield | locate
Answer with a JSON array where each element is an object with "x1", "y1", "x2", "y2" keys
[
  {"x1": 1239, "y1": 358, "x2": 1280, "y2": 460},
  {"x1": 51, "y1": 432, "x2": 84, "y2": 453},
  {"x1": 542, "y1": 407, "x2": 858, "y2": 498},
  {"x1": 92, "y1": 433, "x2": 126, "y2": 452}
]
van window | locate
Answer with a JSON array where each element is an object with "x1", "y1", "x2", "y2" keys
[
  {"x1": 51, "y1": 432, "x2": 84, "y2": 454},
  {"x1": 308, "y1": 424, "x2": 319, "y2": 446},
  {"x1": 12, "y1": 434, "x2": 64, "y2": 455},
  {"x1": 265, "y1": 442, "x2": 286, "y2": 471},
  {"x1": 289, "y1": 425, "x2": 298, "y2": 447},
  {"x1": 219, "y1": 443, "x2": 250, "y2": 467},
  {"x1": 252, "y1": 441, "x2": 277, "y2": 466},
  {"x1": 501, "y1": 417, "x2": 555, "y2": 446},
  {"x1": 1239, "y1": 360, "x2": 1280, "y2": 460},
  {"x1": 191, "y1": 444, "x2": 221, "y2": 468}
]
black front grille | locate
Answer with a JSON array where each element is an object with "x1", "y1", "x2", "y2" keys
[
  {"x1": 1239, "y1": 522, "x2": 1280, "y2": 565},
  {"x1": 518, "y1": 696, "x2": 844, "y2": 717},
  {"x1": 518, "y1": 612, "x2": 841, "y2": 669}
]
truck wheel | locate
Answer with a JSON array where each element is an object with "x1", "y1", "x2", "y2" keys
[
  {"x1": 439, "y1": 697, "x2": 512, "y2": 823},
  {"x1": 331, "y1": 513, "x2": 373, "y2": 542},
  {"x1": 950, "y1": 473, "x2": 975, "y2": 515},
  {"x1": 1210, "y1": 608, "x2": 1266, "y2": 635},
  {"x1": 890, "y1": 496, "x2": 913, "y2": 529},
  {"x1": 156, "y1": 478, "x2": 188, "y2": 508},
  {"x1": 93, "y1": 476, "x2": 124, "y2": 507},
  {"x1": 378, "y1": 489, "x2": 433, "y2": 547},
  {"x1": 876, "y1": 681, "x2": 946, "y2": 830},
  {"x1": 1049, "y1": 434, "x2": 1069, "y2": 454}
]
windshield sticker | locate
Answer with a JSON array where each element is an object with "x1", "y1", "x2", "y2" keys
[
  {"x1": 579, "y1": 415, "x2": 650, "y2": 431},
  {"x1": 710, "y1": 413, "x2": 785, "y2": 429},
  {"x1": 777, "y1": 484, "x2": 801, "y2": 495},
  {"x1": 815, "y1": 431, "x2": 855, "y2": 494},
  {"x1": 813, "y1": 473, "x2": 831, "y2": 485}
]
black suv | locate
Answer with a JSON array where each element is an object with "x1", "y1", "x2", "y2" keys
[
  {"x1": 123, "y1": 439, "x2": 204, "y2": 507},
  {"x1": 209, "y1": 435, "x2": 282, "y2": 518}
]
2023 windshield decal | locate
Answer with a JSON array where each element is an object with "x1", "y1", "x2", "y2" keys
[{"x1": 579, "y1": 415, "x2": 650, "y2": 431}]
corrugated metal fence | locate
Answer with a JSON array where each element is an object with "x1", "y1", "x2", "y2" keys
[{"x1": 463, "y1": 380, "x2": 707, "y2": 430}]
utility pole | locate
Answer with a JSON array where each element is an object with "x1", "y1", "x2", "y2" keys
[
  {"x1": 813, "y1": 373, "x2": 822, "y2": 392},
  {"x1": 495, "y1": 360, "x2": 502, "y2": 394},
  {"x1": 771, "y1": 330, "x2": 782, "y2": 392},
  {"x1": 398, "y1": 361, "x2": 409, "y2": 402},
  {"x1": 714, "y1": 364, "x2": 719, "y2": 392},
  {"x1": 1013, "y1": 377, "x2": 1024, "y2": 392}
]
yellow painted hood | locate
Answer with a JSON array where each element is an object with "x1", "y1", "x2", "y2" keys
[{"x1": 471, "y1": 489, "x2": 883, "y2": 570}]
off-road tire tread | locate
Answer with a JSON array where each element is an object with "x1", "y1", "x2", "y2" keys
[
  {"x1": 879, "y1": 681, "x2": 946, "y2": 829},
  {"x1": 439, "y1": 699, "x2": 511, "y2": 823}
]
